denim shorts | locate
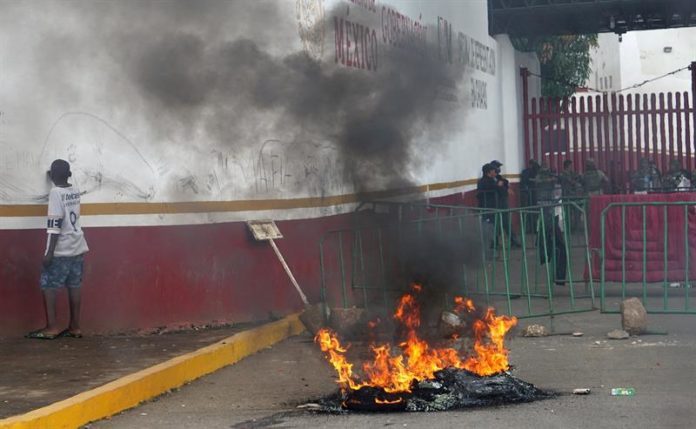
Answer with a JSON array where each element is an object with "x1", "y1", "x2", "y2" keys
[{"x1": 40, "y1": 254, "x2": 84, "y2": 290}]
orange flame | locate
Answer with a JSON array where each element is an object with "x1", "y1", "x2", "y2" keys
[
  {"x1": 453, "y1": 296, "x2": 475, "y2": 313},
  {"x1": 315, "y1": 284, "x2": 517, "y2": 394}
]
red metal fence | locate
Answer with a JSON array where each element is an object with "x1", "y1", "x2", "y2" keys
[{"x1": 521, "y1": 63, "x2": 696, "y2": 193}]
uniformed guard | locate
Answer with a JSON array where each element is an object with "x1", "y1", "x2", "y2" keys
[{"x1": 581, "y1": 158, "x2": 609, "y2": 196}]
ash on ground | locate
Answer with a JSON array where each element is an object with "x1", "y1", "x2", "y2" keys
[{"x1": 317, "y1": 368, "x2": 550, "y2": 412}]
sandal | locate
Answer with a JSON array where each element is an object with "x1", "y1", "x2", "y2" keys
[
  {"x1": 59, "y1": 330, "x2": 83, "y2": 339},
  {"x1": 25, "y1": 330, "x2": 61, "y2": 340}
]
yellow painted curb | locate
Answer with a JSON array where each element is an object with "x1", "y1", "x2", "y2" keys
[{"x1": 0, "y1": 314, "x2": 306, "y2": 429}]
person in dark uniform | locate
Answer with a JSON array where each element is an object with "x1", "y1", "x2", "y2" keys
[
  {"x1": 477, "y1": 163, "x2": 505, "y2": 257},
  {"x1": 520, "y1": 159, "x2": 540, "y2": 233},
  {"x1": 490, "y1": 160, "x2": 521, "y2": 248}
]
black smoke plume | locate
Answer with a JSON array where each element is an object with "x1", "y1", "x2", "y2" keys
[{"x1": 114, "y1": 0, "x2": 468, "y2": 195}]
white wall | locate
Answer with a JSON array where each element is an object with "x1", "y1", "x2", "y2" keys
[
  {"x1": 587, "y1": 28, "x2": 695, "y2": 94},
  {"x1": 0, "y1": 0, "x2": 536, "y2": 228},
  {"x1": 619, "y1": 28, "x2": 695, "y2": 94},
  {"x1": 585, "y1": 32, "x2": 622, "y2": 92}
]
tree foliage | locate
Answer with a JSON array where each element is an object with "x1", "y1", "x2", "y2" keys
[{"x1": 512, "y1": 35, "x2": 598, "y2": 98}]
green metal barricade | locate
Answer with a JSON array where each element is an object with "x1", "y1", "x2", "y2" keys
[
  {"x1": 599, "y1": 201, "x2": 696, "y2": 314},
  {"x1": 318, "y1": 200, "x2": 596, "y2": 320},
  {"x1": 408, "y1": 201, "x2": 596, "y2": 319}
]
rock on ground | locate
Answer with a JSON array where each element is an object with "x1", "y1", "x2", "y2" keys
[
  {"x1": 621, "y1": 298, "x2": 648, "y2": 335},
  {"x1": 607, "y1": 329, "x2": 630, "y2": 340},
  {"x1": 522, "y1": 324, "x2": 549, "y2": 337}
]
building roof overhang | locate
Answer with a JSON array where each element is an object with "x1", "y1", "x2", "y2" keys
[{"x1": 489, "y1": 0, "x2": 696, "y2": 36}]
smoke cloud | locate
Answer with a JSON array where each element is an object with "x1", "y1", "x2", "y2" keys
[{"x1": 11, "y1": 0, "x2": 468, "y2": 197}]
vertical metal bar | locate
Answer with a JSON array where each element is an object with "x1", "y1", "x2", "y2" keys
[
  {"x1": 521, "y1": 67, "x2": 531, "y2": 162},
  {"x1": 610, "y1": 92, "x2": 619, "y2": 190},
  {"x1": 534, "y1": 210, "x2": 541, "y2": 294},
  {"x1": 571, "y1": 97, "x2": 580, "y2": 169},
  {"x1": 539, "y1": 209, "x2": 555, "y2": 316},
  {"x1": 581, "y1": 96, "x2": 589, "y2": 164},
  {"x1": 691, "y1": 62, "x2": 696, "y2": 170},
  {"x1": 668, "y1": 92, "x2": 675, "y2": 164},
  {"x1": 338, "y1": 232, "x2": 347, "y2": 308},
  {"x1": 642, "y1": 206, "x2": 648, "y2": 305},
  {"x1": 635, "y1": 94, "x2": 642, "y2": 171},
  {"x1": 594, "y1": 95, "x2": 602, "y2": 168},
  {"x1": 627, "y1": 94, "x2": 635, "y2": 175},
  {"x1": 551, "y1": 206, "x2": 558, "y2": 285},
  {"x1": 555, "y1": 99, "x2": 562, "y2": 172},
  {"x1": 676, "y1": 92, "x2": 684, "y2": 166},
  {"x1": 685, "y1": 205, "x2": 690, "y2": 311},
  {"x1": 546, "y1": 97, "x2": 553, "y2": 168},
  {"x1": 659, "y1": 93, "x2": 667, "y2": 172},
  {"x1": 685, "y1": 92, "x2": 692, "y2": 170},
  {"x1": 600, "y1": 206, "x2": 607, "y2": 312},
  {"x1": 491, "y1": 212, "x2": 499, "y2": 293},
  {"x1": 563, "y1": 204, "x2": 576, "y2": 309},
  {"x1": 498, "y1": 211, "x2": 513, "y2": 315},
  {"x1": 621, "y1": 205, "x2": 627, "y2": 301},
  {"x1": 563, "y1": 97, "x2": 570, "y2": 168},
  {"x1": 602, "y1": 93, "x2": 611, "y2": 175},
  {"x1": 651, "y1": 94, "x2": 658, "y2": 167},
  {"x1": 583, "y1": 201, "x2": 596, "y2": 308},
  {"x1": 618, "y1": 94, "x2": 626, "y2": 191},
  {"x1": 519, "y1": 211, "x2": 533, "y2": 314},
  {"x1": 478, "y1": 212, "x2": 490, "y2": 302},
  {"x1": 643, "y1": 94, "x2": 650, "y2": 161},
  {"x1": 532, "y1": 98, "x2": 539, "y2": 161},
  {"x1": 663, "y1": 205, "x2": 669, "y2": 311}
]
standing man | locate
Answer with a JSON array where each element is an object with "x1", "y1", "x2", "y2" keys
[
  {"x1": 520, "y1": 159, "x2": 540, "y2": 233},
  {"x1": 560, "y1": 159, "x2": 582, "y2": 198},
  {"x1": 477, "y1": 164, "x2": 505, "y2": 257},
  {"x1": 490, "y1": 160, "x2": 521, "y2": 248},
  {"x1": 581, "y1": 158, "x2": 609, "y2": 196},
  {"x1": 27, "y1": 159, "x2": 88, "y2": 339}
]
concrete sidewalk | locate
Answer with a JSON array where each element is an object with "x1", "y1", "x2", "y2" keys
[
  {"x1": 0, "y1": 325, "x2": 256, "y2": 419},
  {"x1": 0, "y1": 315, "x2": 304, "y2": 428},
  {"x1": 90, "y1": 312, "x2": 696, "y2": 429}
]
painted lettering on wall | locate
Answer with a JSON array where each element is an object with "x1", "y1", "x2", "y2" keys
[
  {"x1": 381, "y1": 6, "x2": 427, "y2": 55},
  {"x1": 334, "y1": 16, "x2": 379, "y2": 71},
  {"x1": 471, "y1": 78, "x2": 487, "y2": 109},
  {"x1": 457, "y1": 32, "x2": 496, "y2": 75}
]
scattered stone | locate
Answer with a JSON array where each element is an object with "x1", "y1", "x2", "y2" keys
[
  {"x1": 522, "y1": 324, "x2": 549, "y2": 337},
  {"x1": 621, "y1": 298, "x2": 648, "y2": 335},
  {"x1": 573, "y1": 388, "x2": 591, "y2": 395},
  {"x1": 572, "y1": 332, "x2": 584, "y2": 337},
  {"x1": 607, "y1": 329, "x2": 630, "y2": 340}
]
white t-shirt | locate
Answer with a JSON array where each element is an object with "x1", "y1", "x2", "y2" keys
[{"x1": 46, "y1": 185, "x2": 89, "y2": 257}]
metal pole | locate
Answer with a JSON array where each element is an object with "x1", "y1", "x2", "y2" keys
[
  {"x1": 521, "y1": 67, "x2": 531, "y2": 163},
  {"x1": 691, "y1": 62, "x2": 696, "y2": 170},
  {"x1": 268, "y1": 238, "x2": 309, "y2": 305}
]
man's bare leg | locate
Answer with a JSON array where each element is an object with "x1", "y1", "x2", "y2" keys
[
  {"x1": 67, "y1": 287, "x2": 82, "y2": 336},
  {"x1": 40, "y1": 289, "x2": 62, "y2": 336}
]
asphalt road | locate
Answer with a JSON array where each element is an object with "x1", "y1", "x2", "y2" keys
[{"x1": 90, "y1": 313, "x2": 696, "y2": 429}]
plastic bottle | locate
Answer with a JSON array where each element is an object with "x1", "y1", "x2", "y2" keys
[{"x1": 610, "y1": 387, "x2": 635, "y2": 396}]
